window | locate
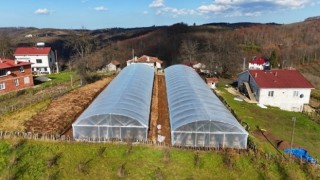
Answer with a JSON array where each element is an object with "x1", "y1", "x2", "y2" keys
[
  {"x1": 293, "y1": 91, "x2": 299, "y2": 97},
  {"x1": 36, "y1": 59, "x2": 42, "y2": 63},
  {"x1": 24, "y1": 77, "x2": 30, "y2": 84},
  {"x1": 0, "y1": 82, "x2": 5, "y2": 90},
  {"x1": 44, "y1": 67, "x2": 47, "y2": 72},
  {"x1": 268, "y1": 91, "x2": 274, "y2": 97},
  {"x1": 20, "y1": 66, "x2": 24, "y2": 72},
  {"x1": 50, "y1": 58, "x2": 52, "y2": 63},
  {"x1": 0, "y1": 69, "x2": 7, "y2": 76},
  {"x1": 14, "y1": 79, "x2": 19, "y2": 86}
]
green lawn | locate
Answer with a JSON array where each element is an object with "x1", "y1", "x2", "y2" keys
[
  {"x1": 216, "y1": 84, "x2": 320, "y2": 160},
  {"x1": 0, "y1": 139, "x2": 317, "y2": 179}
]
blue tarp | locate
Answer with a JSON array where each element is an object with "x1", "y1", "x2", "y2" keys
[{"x1": 284, "y1": 148, "x2": 317, "y2": 163}]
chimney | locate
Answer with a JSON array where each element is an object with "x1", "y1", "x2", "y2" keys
[
  {"x1": 14, "y1": 60, "x2": 18, "y2": 65},
  {"x1": 147, "y1": 56, "x2": 150, "y2": 62},
  {"x1": 275, "y1": 72, "x2": 278, "y2": 76},
  {"x1": 0, "y1": 58, "x2": 2, "y2": 63},
  {"x1": 254, "y1": 73, "x2": 258, "y2": 78}
]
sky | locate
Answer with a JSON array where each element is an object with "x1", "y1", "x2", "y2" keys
[{"x1": 0, "y1": 0, "x2": 320, "y2": 29}]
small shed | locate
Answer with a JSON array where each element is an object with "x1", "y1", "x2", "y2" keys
[
  {"x1": 206, "y1": 77, "x2": 219, "y2": 89},
  {"x1": 106, "y1": 60, "x2": 120, "y2": 72}
]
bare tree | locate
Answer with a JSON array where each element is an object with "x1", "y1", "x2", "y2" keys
[
  {"x1": 179, "y1": 39, "x2": 199, "y2": 63},
  {"x1": 0, "y1": 33, "x2": 12, "y2": 58},
  {"x1": 66, "y1": 28, "x2": 96, "y2": 84}
]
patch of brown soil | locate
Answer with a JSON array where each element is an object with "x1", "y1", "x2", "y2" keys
[
  {"x1": 252, "y1": 129, "x2": 299, "y2": 150},
  {"x1": 149, "y1": 75, "x2": 159, "y2": 142},
  {"x1": 25, "y1": 77, "x2": 113, "y2": 135},
  {"x1": 148, "y1": 75, "x2": 171, "y2": 144},
  {"x1": 157, "y1": 75, "x2": 171, "y2": 144}
]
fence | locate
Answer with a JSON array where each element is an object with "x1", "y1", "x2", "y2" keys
[{"x1": 0, "y1": 87, "x2": 71, "y2": 116}]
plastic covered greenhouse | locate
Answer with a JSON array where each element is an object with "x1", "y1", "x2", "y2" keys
[
  {"x1": 72, "y1": 64, "x2": 154, "y2": 141},
  {"x1": 165, "y1": 65, "x2": 248, "y2": 149}
]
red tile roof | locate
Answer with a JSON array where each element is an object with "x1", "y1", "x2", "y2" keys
[
  {"x1": 206, "y1": 77, "x2": 219, "y2": 83},
  {"x1": 0, "y1": 59, "x2": 32, "y2": 69},
  {"x1": 249, "y1": 57, "x2": 266, "y2": 65},
  {"x1": 111, "y1": 60, "x2": 120, "y2": 65},
  {"x1": 14, "y1": 47, "x2": 51, "y2": 55},
  {"x1": 248, "y1": 70, "x2": 314, "y2": 89},
  {"x1": 136, "y1": 55, "x2": 163, "y2": 64}
]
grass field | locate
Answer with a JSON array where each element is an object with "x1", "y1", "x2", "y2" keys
[
  {"x1": 215, "y1": 82, "x2": 320, "y2": 160},
  {"x1": 0, "y1": 100, "x2": 50, "y2": 131},
  {"x1": 0, "y1": 139, "x2": 318, "y2": 179}
]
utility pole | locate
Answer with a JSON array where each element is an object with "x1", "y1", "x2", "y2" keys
[
  {"x1": 243, "y1": 57, "x2": 246, "y2": 71},
  {"x1": 289, "y1": 117, "x2": 296, "y2": 160}
]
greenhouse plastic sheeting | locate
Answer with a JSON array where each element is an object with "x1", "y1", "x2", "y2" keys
[
  {"x1": 72, "y1": 64, "x2": 154, "y2": 141},
  {"x1": 165, "y1": 65, "x2": 248, "y2": 148}
]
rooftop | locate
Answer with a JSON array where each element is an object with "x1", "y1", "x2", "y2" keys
[
  {"x1": 248, "y1": 69, "x2": 314, "y2": 89},
  {"x1": 0, "y1": 59, "x2": 32, "y2": 69},
  {"x1": 14, "y1": 47, "x2": 52, "y2": 55}
]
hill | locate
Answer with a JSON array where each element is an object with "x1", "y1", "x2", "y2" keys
[{"x1": 1, "y1": 19, "x2": 320, "y2": 76}]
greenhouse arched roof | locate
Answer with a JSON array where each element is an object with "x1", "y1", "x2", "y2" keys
[
  {"x1": 73, "y1": 63, "x2": 154, "y2": 128},
  {"x1": 165, "y1": 65, "x2": 248, "y2": 135}
]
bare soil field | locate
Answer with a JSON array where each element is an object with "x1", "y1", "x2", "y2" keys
[{"x1": 25, "y1": 77, "x2": 113, "y2": 135}]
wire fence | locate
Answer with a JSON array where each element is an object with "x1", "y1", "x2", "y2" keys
[{"x1": 0, "y1": 87, "x2": 71, "y2": 116}]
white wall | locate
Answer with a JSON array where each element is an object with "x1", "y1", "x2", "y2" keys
[
  {"x1": 15, "y1": 50, "x2": 56, "y2": 74},
  {"x1": 248, "y1": 63, "x2": 263, "y2": 70},
  {"x1": 259, "y1": 88, "x2": 312, "y2": 112},
  {"x1": 107, "y1": 63, "x2": 116, "y2": 71},
  {"x1": 156, "y1": 62, "x2": 162, "y2": 69}
]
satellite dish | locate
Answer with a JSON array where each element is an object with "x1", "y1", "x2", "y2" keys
[{"x1": 7, "y1": 71, "x2": 11, "y2": 75}]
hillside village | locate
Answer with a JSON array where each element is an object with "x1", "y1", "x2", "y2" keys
[{"x1": 0, "y1": 21, "x2": 320, "y2": 178}]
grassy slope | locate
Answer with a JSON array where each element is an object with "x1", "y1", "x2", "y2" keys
[
  {"x1": 0, "y1": 100, "x2": 50, "y2": 131},
  {"x1": 0, "y1": 139, "x2": 317, "y2": 180},
  {"x1": 216, "y1": 83, "x2": 320, "y2": 160}
]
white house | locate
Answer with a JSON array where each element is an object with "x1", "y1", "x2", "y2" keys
[
  {"x1": 106, "y1": 60, "x2": 120, "y2": 72},
  {"x1": 127, "y1": 55, "x2": 163, "y2": 69},
  {"x1": 206, "y1": 77, "x2": 219, "y2": 89},
  {"x1": 248, "y1": 57, "x2": 268, "y2": 70},
  {"x1": 14, "y1": 45, "x2": 56, "y2": 74},
  {"x1": 238, "y1": 70, "x2": 314, "y2": 112}
]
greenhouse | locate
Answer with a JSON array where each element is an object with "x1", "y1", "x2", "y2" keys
[
  {"x1": 72, "y1": 64, "x2": 154, "y2": 141},
  {"x1": 165, "y1": 65, "x2": 248, "y2": 148}
]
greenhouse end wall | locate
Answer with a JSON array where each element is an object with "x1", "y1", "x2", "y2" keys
[
  {"x1": 72, "y1": 64, "x2": 154, "y2": 141},
  {"x1": 165, "y1": 65, "x2": 248, "y2": 148}
]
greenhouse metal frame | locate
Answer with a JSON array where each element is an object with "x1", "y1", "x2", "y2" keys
[
  {"x1": 72, "y1": 64, "x2": 154, "y2": 141},
  {"x1": 165, "y1": 65, "x2": 248, "y2": 148}
]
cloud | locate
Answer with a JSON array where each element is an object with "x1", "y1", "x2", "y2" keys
[
  {"x1": 156, "y1": 7, "x2": 196, "y2": 17},
  {"x1": 150, "y1": 0, "x2": 197, "y2": 17},
  {"x1": 143, "y1": 11, "x2": 149, "y2": 14},
  {"x1": 197, "y1": 0, "x2": 311, "y2": 17},
  {"x1": 34, "y1": 8, "x2": 50, "y2": 15},
  {"x1": 149, "y1": 0, "x2": 164, "y2": 7},
  {"x1": 94, "y1": 6, "x2": 108, "y2": 11},
  {"x1": 198, "y1": 4, "x2": 228, "y2": 13}
]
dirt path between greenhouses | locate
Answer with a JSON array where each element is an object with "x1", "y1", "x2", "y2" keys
[{"x1": 149, "y1": 75, "x2": 171, "y2": 144}]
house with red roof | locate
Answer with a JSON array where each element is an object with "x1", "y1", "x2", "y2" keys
[
  {"x1": 127, "y1": 55, "x2": 163, "y2": 70},
  {"x1": 206, "y1": 77, "x2": 219, "y2": 89},
  {"x1": 238, "y1": 69, "x2": 314, "y2": 112},
  {"x1": 0, "y1": 59, "x2": 34, "y2": 94},
  {"x1": 14, "y1": 44, "x2": 56, "y2": 74},
  {"x1": 248, "y1": 57, "x2": 270, "y2": 70},
  {"x1": 106, "y1": 60, "x2": 121, "y2": 72}
]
